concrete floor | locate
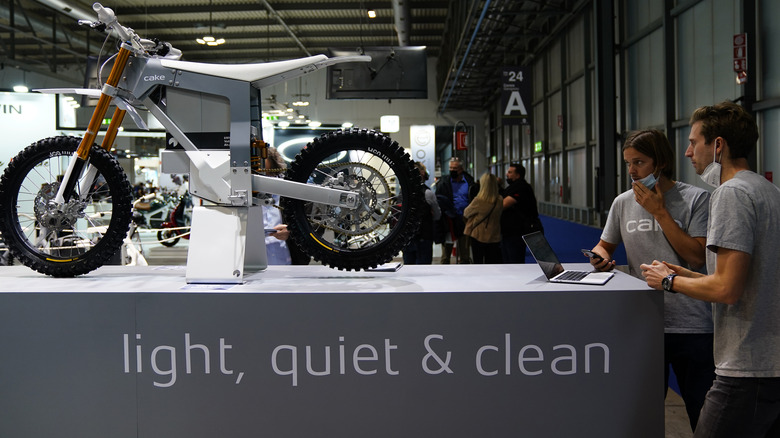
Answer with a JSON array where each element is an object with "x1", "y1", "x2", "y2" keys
[{"x1": 665, "y1": 391, "x2": 694, "y2": 438}]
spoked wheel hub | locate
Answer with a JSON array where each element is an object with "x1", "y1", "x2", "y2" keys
[{"x1": 33, "y1": 182, "x2": 85, "y2": 231}]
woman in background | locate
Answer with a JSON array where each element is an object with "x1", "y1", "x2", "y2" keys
[{"x1": 463, "y1": 173, "x2": 503, "y2": 264}]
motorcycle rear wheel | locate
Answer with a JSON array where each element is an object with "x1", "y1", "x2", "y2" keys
[
  {"x1": 157, "y1": 229, "x2": 180, "y2": 247},
  {"x1": 281, "y1": 128, "x2": 423, "y2": 270},
  {"x1": 0, "y1": 136, "x2": 132, "y2": 276}
]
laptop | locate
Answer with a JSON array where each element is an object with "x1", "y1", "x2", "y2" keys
[{"x1": 522, "y1": 231, "x2": 614, "y2": 285}]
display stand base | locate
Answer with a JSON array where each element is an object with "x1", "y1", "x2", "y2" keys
[{"x1": 185, "y1": 205, "x2": 267, "y2": 283}]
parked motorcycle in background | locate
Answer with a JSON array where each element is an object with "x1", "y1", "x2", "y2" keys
[
  {"x1": 131, "y1": 192, "x2": 176, "y2": 230},
  {"x1": 156, "y1": 193, "x2": 191, "y2": 247}
]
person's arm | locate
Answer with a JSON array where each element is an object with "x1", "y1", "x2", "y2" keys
[
  {"x1": 268, "y1": 224, "x2": 290, "y2": 241},
  {"x1": 641, "y1": 248, "x2": 751, "y2": 304},
  {"x1": 463, "y1": 202, "x2": 477, "y2": 219},
  {"x1": 590, "y1": 240, "x2": 618, "y2": 271},
  {"x1": 633, "y1": 182, "x2": 707, "y2": 269},
  {"x1": 426, "y1": 189, "x2": 441, "y2": 221},
  {"x1": 503, "y1": 195, "x2": 516, "y2": 209}
]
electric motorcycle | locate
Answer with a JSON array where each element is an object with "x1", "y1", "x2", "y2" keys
[{"x1": 0, "y1": 3, "x2": 422, "y2": 282}]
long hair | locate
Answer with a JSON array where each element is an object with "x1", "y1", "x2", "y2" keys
[
  {"x1": 622, "y1": 129, "x2": 674, "y2": 179},
  {"x1": 475, "y1": 173, "x2": 500, "y2": 203}
]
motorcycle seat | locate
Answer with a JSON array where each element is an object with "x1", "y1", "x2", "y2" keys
[{"x1": 159, "y1": 55, "x2": 370, "y2": 87}]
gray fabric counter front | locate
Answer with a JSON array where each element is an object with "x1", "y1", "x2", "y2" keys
[{"x1": 0, "y1": 264, "x2": 663, "y2": 437}]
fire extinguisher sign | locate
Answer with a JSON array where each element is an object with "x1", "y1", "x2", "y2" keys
[{"x1": 501, "y1": 67, "x2": 532, "y2": 126}]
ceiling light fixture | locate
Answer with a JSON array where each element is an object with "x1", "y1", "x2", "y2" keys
[
  {"x1": 196, "y1": 0, "x2": 225, "y2": 46},
  {"x1": 367, "y1": 9, "x2": 377, "y2": 18},
  {"x1": 291, "y1": 77, "x2": 310, "y2": 106}
]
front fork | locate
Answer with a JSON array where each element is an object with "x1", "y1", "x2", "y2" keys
[{"x1": 54, "y1": 46, "x2": 132, "y2": 204}]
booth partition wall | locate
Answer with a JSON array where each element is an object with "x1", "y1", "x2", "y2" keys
[{"x1": 484, "y1": 0, "x2": 780, "y2": 227}]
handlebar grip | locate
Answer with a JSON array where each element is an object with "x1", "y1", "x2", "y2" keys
[
  {"x1": 93, "y1": 3, "x2": 116, "y2": 24},
  {"x1": 167, "y1": 47, "x2": 183, "y2": 59},
  {"x1": 93, "y1": 2, "x2": 136, "y2": 44}
]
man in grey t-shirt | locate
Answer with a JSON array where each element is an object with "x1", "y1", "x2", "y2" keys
[
  {"x1": 642, "y1": 102, "x2": 780, "y2": 437},
  {"x1": 591, "y1": 129, "x2": 714, "y2": 431}
]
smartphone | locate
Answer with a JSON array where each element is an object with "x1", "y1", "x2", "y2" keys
[
  {"x1": 264, "y1": 228, "x2": 277, "y2": 235},
  {"x1": 581, "y1": 249, "x2": 604, "y2": 262}
]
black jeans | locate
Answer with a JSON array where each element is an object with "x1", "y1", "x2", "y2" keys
[
  {"x1": 664, "y1": 333, "x2": 716, "y2": 431},
  {"x1": 470, "y1": 238, "x2": 502, "y2": 264},
  {"x1": 500, "y1": 234, "x2": 527, "y2": 264},
  {"x1": 694, "y1": 375, "x2": 780, "y2": 437}
]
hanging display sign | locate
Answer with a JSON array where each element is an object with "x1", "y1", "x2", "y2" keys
[
  {"x1": 501, "y1": 66, "x2": 532, "y2": 126},
  {"x1": 410, "y1": 125, "x2": 436, "y2": 187}
]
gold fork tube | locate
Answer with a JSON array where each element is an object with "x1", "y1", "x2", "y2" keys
[
  {"x1": 101, "y1": 108, "x2": 127, "y2": 151},
  {"x1": 76, "y1": 46, "x2": 132, "y2": 159}
]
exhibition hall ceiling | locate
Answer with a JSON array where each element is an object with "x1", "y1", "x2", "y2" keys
[{"x1": 2, "y1": 0, "x2": 580, "y2": 112}]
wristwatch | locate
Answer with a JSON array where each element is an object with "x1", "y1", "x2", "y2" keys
[{"x1": 662, "y1": 273, "x2": 677, "y2": 293}]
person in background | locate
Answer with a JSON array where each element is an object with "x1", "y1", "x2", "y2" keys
[
  {"x1": 500, "y1": 163, "x2": 542, "y2": 263},
  {"x1": 642, "y1": 102, "x2": 780, "y2": 437},
  {"x1": 435, "y1": 157, "x2": 475, "y2": 264},
  {"x1": 463, "y1": 173, "x2": 503, "y2": 264},
  {"x1": 403, "y1": 162, "x2": 441, "y2": 264},
  {"x1": 590, "y1": 129, "x2": 713, "y2": 432},
  {"x1": 262, "y1": 146, "x2": 291, "y2": 265}
]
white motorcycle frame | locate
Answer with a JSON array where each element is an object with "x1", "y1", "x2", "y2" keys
[{"x1": 38, "y1": 4, "x2": 370, "y2": 283}]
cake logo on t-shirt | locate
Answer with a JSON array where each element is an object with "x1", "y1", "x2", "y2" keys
[{"x1": 625, "y1": 218, "x2": 683, "y2": 233}]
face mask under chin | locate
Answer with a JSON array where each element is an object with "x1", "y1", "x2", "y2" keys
[
  {"x1": 699, "y1": 144, "x2": 722, "y2": 188},
  {"x1": 700, "y1": 161, "x2": 722, "y2": 188}
]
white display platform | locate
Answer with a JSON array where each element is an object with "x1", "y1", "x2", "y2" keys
[
  {"x1": 1, "y1": 263, "x2": 639, "y2": 293},
  {"x1": 0, "y1": 264, "x2": 663, "y2": 438}
]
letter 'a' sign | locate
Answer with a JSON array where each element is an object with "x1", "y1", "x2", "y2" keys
[{"x1": 502, "y1": 67, "x2": 531, "y2": 126}]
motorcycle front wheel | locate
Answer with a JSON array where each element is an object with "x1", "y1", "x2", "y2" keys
[
  {"x1": 0, "y1": 136, "x2": 132, "y2": 277},
  {"x1": 281, "y1": 128, "x2": 423, "y2": 270}
]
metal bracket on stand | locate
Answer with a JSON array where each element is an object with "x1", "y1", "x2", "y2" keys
[{"x1": 185, "y1": 205, "x2": 267, "y2": 284}]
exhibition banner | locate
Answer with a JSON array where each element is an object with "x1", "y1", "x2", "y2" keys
[
  {"x1": 0, "y1": 271, "x2": 663, "y2": 438},
  {"x1": 0, "y1": 92, "x2": 56, "y2": 173},
  {"x1": 409, "y1": 124, "x2": 436, "y2": 186}
]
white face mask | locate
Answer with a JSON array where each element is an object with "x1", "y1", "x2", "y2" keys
[
  {"x1": 634, "y1": 171, "x2": 658, "y2": 190},
  {"x1": 699, "y1": 141, "x2": 722, "y2": 188}
]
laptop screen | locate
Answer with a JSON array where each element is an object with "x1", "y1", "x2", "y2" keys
[{"x1": 522, "y1": 232, "x2": 565, "y2": 279}]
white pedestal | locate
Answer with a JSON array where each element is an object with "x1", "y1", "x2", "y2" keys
[{"x1": 185, "y1": 205, "x2": 267, "y2": 283}]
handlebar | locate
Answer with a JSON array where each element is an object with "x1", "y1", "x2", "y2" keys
[{"x1": 89, "y1": 3, "x2": 181, "y2": 59}]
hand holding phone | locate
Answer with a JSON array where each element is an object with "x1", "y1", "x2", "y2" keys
[{"x1": 581, "y1": 249, "x2": 604, "y2": 262}]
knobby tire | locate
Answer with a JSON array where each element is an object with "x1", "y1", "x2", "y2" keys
[
  {"x1": 0, "y1": 136, "x2": 132, "y2": 277},
  {"x1": 281, "y1": 128, "x2": 423, "y2": 270}
]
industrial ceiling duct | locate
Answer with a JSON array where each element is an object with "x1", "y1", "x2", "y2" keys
[
  {"x1": 392, "y1": 0, "x2": 411, "y2": 46},
  {"x1": 31, "y1": 0, "x2": 95, "y2": 21}
]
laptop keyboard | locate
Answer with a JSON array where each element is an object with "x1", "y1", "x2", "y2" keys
[{"x1": 556, "y1": 271, "x2": 590, "y2": 281}]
